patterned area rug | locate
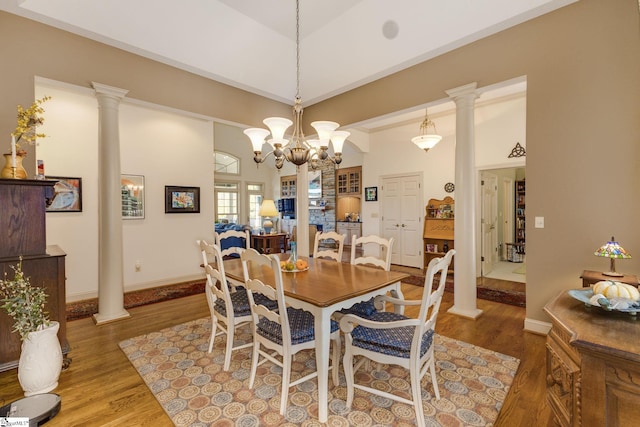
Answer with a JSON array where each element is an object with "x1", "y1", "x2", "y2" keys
[{"x1": 120, "y1": 318, "x2": 519, "y2": 426}]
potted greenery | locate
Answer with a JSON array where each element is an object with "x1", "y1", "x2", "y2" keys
[{"x1": 0, "y1": 259, "x2": 62, "y2": 396}]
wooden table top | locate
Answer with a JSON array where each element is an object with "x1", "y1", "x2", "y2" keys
[
  {"x1": 223, "y1": 254, "x2": 409, "y2": 308},
  {"x1": 544, "y1": 290, "x2": 640, "y2": 363}
]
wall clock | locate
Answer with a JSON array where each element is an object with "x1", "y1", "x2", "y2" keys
[{"x1": 444, "y1": 182, "x2": 455, "y2": 193}]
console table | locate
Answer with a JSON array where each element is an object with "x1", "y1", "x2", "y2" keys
[
  {"x1": 544, "y1": 291, "x2": 640, "y2": 426},
  {"x1": 580, "y1": 269, "x2": 639, "y2": 288},
  {"x1": 252, "y1": 233, "x2": 289, "y2": 254}
]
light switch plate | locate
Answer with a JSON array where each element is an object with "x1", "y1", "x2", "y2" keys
[{"x1": 534, "y1": 216, "x2": 544, "y2": 228}]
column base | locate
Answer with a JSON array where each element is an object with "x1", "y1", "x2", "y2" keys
[
  {"x1": 447, "y1": 305, "x2": 483, "y2": 319},
  {"x1": 92, "y1": 309, "x2": 131, "y2": 325}
]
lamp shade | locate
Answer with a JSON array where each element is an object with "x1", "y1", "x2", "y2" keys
[
  {"x1": 412, "y1": 134, "x2": 442, "y2": 152},
  {"x1": 330, "y1": 130, "x2": 350, "y2": 154},
  {"x1": 594, "y1": 236, "x2": 631, "y2": 276},
  {"x1": 259, "y1": 199, "x2": 279, "y2": 217},
  {"x1": 311, "y1": 121, "x2": 339, "y2": 145},
  {"x1": 244, "y1": 128, "x2": 270, "y2": 151},
  {"x1": 263, "y1": 117, "x2": 293, "y2": 141}
]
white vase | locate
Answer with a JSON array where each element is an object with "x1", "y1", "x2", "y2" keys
[{"x1": 18, "y1": 321, "x2": 63, "y2": 396}]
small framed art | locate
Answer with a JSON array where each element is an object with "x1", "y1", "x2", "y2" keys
[
  {"x1": 165, "y1": 185, "x2": 200, "y2": 213},
  {"x1": 365, "y1": 186, "x2": 378, "y2": 202},
  {"x1": 121, "y1": 174, "x2": 145, "y2": 219},
  {"x1": 46, "y1": 176, "x2": 82, "y2": 212}
]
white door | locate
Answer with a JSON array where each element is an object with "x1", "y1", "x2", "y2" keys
[
  {"x1": 381, "y1": 174, "x2": 423, "y2": 268},
  {"x1": 481, "y1": 172, "x2": 499, "y2": 275}
]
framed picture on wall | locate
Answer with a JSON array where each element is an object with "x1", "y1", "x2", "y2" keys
[
  {"x1": 46, "y1": 176, "x2": 82, "y2": 212},
  {"x1": 121, "y1": 174, "x2": 145, "y2": 219},
  {"x1": 165, "y1": 185, "x2": 200, "y2": 213},
  {"x1": 365, "y1": 186, "x2": 378, "y2": 202}
]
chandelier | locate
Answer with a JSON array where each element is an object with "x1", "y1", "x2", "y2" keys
[
  {"x1": 411, "y1": 109, "x2": 442, "y2": 153},
  {"x1": 244, "y1": 0, "x2": 349, "y2": 170}
]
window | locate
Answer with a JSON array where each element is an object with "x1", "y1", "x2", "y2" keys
[
  {"x1": 215, "y1": 181, "x2": 239, "y2": 223},
  {"x1": 247, "y1": 183, "x2": 264, "y2": 229},
  {"x1": 214, "y1": 151, "x2": 239, "y2": 175}
]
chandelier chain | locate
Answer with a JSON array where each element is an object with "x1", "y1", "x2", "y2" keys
[{"x1": 296, "y1": 0, "x2": 300, "y2": 99}]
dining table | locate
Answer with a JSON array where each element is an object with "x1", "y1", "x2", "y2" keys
[{"x1": 222, "y1": 253, "x2": 409, "y2": 423}]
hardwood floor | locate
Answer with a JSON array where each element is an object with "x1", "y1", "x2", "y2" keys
[{"x1": 0, "y1": 283, "x2": 552, "y2": 426}]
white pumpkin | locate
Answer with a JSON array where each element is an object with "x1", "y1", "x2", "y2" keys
[{"x1": 593, "y1": 280, "x2": 640, "y2": 301}]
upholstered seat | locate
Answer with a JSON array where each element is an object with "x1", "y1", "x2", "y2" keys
[
  {"x1": 213, "y1": 290, "x2": 276, "y2": 318},
  {"x1": 350, "y1": 311, "x2": 434, "y2": 358},
  {"x1": 340, "y1": 250, "x2": 455, "y2": 427},
  {"x1": 256, "y1": 307, "x2": 339, "y2": 345}
]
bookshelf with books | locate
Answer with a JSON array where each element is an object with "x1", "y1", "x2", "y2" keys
[
  {"x1": 423, "y1": 196, "x2": 454, "y2": 271},
  {"x1": 512, "y1": 180, "x2": 526, "y2": 260}
]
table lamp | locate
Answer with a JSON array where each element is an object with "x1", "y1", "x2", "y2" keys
[
  {"x1": 594, "y1": 236, "x2": 631, "y2": 277},
  {"x1": 259, "y1": 199, "x2": 279, "y2": 234}
]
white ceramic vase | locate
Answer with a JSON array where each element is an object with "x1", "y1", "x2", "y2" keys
[{"x1": 18, "y1": 321, "x2": 63, "y2": 396}]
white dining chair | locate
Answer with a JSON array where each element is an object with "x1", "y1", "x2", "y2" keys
[
  {"x1": 312, "y1": 231, "x2": 345, "y2": 262},
  {"x1": 215, "y1": 229, "x2": 250, "y2": 259},
  {"x1": 241, "y1": 248, "x2": 342, "y2": 416},
  {"x1": 340, "y1": 249, "x2": 455, "y2": 427},
  {"x1": 200, "y1": 241, "x2": 276, "y2": 371},
  {"x1": 350, "y1": 234, "x2": 395, "y2": 271},
  {"x1": 342, "y1": 235, "x2": 395, "y2": 317}
]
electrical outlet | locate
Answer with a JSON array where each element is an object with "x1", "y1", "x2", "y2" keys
[{"x1": 534, "y1": 217, "x2": 544, "y2": 228}]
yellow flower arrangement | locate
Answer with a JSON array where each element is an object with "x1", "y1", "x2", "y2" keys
[{"x1": 11, "y1": 96, "x2": 51, "y2": 154}]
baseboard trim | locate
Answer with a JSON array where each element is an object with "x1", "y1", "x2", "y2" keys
[
  {"x1": 66, "y1": 277, "x2": 206, "y2": 321},
  {"x1": 524, "y1": 317, "x2": 551, "y2": 335}
]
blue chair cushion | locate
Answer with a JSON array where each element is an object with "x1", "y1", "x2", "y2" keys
[
  {"x1": 214, "y1": 291, "x2": 276, "y2": 318},
  {"x1": 340, "y1": 297, "x2": 377, "y2": 317},
  {"x1": 256, "y1": 307, "x2": 339, "y2": 345},
  {"x1": 350, "y1": 311, "x2": 435, "y2": 359}
]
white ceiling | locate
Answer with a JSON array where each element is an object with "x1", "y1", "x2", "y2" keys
[{"x1": 3, "y1": 0, "x2": 574, "y2": 107}]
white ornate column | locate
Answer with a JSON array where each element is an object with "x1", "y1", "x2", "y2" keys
[
  {"x1": 92, "y1": 82, "x2": 130, "y2": 325},
  {"x1": 446, "y1": 82, "x2": 483, "y2": 319}
]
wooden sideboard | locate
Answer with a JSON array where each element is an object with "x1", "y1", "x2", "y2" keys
[
  {"x1": 579, "y1": 269, "x2": 639, "y2": 288},
  {"x1": 0, "y1": 179, "x2": 69, "y2": 372},
  {"x1": 544, "y1": 291, "x2": 640, "y2": 426},
  {"x1": 0, "y1": 247, "x2": 69, "y2": 372}
]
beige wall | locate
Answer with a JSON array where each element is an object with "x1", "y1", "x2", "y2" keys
[
  {"x1": 306, "y1": 0, "x2": 640, "y2": 324},
  {"x1": 1, "y1": 0, "x2": 639, "y2": 323}
]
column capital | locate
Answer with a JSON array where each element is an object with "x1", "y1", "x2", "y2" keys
[
  {"x1": 91, "y1": 82, "x2": 129, "y2": 100},
  {"x1": 445, "y1": 82, "x2": 478, "y2": 101}
]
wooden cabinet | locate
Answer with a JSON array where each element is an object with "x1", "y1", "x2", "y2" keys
[
  {"x1": 0, "y1": 247, "x2": 69, "y2": 372},
  {"x1": 336, "y1": 166, "x2": 361, "y2": 196},
  {"x1": 337, "y1": 222, "x2": 361, "y2": 247},
  {"x1": 544, "y1": 291, "x2": 640, "y2": 426},
  {"x1": 0, "y1": 179, "x2": 69, "y2": 372},
  {"x1": 515, "y1": 180, "x2": 525, "y2": 250},
  {"x1": 423, "y1": 197, "x2": 454, "y2": 270},
  {"x1": 280, "y1": 175, "x2": 296, "y2": 198}
]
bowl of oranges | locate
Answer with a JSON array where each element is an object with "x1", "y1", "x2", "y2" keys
[{"x1": 280, "y1": 258, "x2": 309, "y2": 272}]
